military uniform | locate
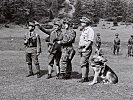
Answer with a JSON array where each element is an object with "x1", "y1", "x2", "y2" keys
[
  {"x1": 113, "y1": 33, "x2": 120, "y2": 55},
  {"x1": 59, "y1": 28, "x2": 76, "y2": 79},
  {"x1": 79, "y1": 26, "x2": 94, "y2": 82},
  {"x1": 37, "y1": 21, "x2": 62, "y2": 79},
  {"x1": 95, "y1": 33, "x2": 101, "y2": 50},
  {"x1": 24, "y1": 24, "x2": 41, "y2": 78},
  {"x1": 128, "y1": 35, "x2": 133, "y2": 56}
]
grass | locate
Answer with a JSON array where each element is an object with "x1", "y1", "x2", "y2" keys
[{"x1": 0, "y1": 20, "x2": 133, "y2": 100}]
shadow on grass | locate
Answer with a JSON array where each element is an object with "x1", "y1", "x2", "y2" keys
[
  {"x1": 40, "y1": 70, "x2": 48, "y2": 77},
  {"x1": 71, "y1": 71, "x2": 82, "y2": 79}
]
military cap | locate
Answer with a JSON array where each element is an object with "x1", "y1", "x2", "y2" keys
[
  {"x1": 115, "y1": 33, "x2": 119, "y2": 36},
  {"x1": 29, "y1": 22, "x2": 35, "y2": 27},
  {"x1": 80, "y1": 16, "x2": 92, "y2": 23}
]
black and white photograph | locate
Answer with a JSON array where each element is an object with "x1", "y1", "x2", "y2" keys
[{"x1": 0, "y1": 0, "x2": 133, "y2": 100}]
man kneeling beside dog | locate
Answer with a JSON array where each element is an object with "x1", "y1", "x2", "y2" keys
[{"x1": 89, "y1": 49, "x2": 118, "y2": 85}]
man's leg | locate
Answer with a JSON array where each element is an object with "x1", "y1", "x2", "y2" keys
[
  {"x1": 59, "y1": 51, "x2": 68, "y2": 79},
  {"x1": 32, "y1": 53, "x2": 41, "y2": 78},
  {"x1": 55, "y1": 51, "x2": 61, "y2": 78},
  {"x1": 26, "y1": 53, "x2": 34, "y2": 77},
  {"x1": 79, "y1": 57, "x2": 89, "y2": 82},
  {"x1": 79, "y1": 49, "x2": 92, "y2": 83},
  {"x1": 113, "y1": 45, "x2": 116, "y2": 55},
  {"x1": 47, "y1": 54, "x2": 54, "y2": 79}
]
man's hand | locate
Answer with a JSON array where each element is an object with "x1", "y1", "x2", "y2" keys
[
  {"x1": 57, "y1": 41, "x2": 61, "y2": 44},
  {"x1": 34, "y1": 20, "x2": 40, "y2": 26},
  {"x1": 37, "y1": 52, "x2": 40, "y2": 56},
  {"x1": 82, "y1": 48, "x2": 86, "y2": 52}
]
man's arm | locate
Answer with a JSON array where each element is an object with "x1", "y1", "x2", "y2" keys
[
  {"x1": 34, "y1": 21, "x2": 52, "y2": 35},
  {"x1": 37, "y1": 35, "x2": 41, "y2": 54}
]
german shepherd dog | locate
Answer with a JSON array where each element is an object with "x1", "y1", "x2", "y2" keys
[{"x1": 89, "y1": 49, "x2": 118, "y2": 85}]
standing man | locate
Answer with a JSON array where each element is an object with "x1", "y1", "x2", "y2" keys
[
  {"x1": 57, "y1": 19, "x2": 76, "y2": 79},
  {"x1": 78, "y1": 16, "x2": 94, "y2": 83},
  {"x1": 113, "y1": 33, "x2": 120, "y2": 55},
  {"x1": 35, "y1": 20, "x2": 62, "y2": 79},
  {"x1": 128, "y1": 34, "x2": 133, "y2": 57},
  {"x1": 95, "y1": 33, "x2": 101, "y2": 50},
  {"x1": 24, "y1": 22, "x2": 41, "y2": 78}
]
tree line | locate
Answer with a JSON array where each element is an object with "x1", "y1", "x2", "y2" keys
[{"x1": 0, "y1": 0, "x2": 133, "y2": 25}]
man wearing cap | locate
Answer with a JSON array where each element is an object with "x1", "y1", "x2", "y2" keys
[
  {"x1": 95, "y1": 33, "x2": 101, "y2": 50},
  {"x1": 113, "y1": 33, "x2": 120, "y2": 55},
  {"x1": 57, "y1": 19, "x2": 76, "y2": 79},
  {"x1": 78, "y1": 16, "x2": 95, "y2": 82},
  {"x1": 24, "y1": 22, "x2": 41, "y2": 78},
  {"x1": 35, "y1": 20, "x2": 62, "y2": 79},
  {"x1": 128, "y1": 34, "x2": 133, "y2": 56}
]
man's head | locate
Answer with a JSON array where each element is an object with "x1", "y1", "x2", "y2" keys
[
  {"x1": 28, "y1": 22, "x2": 35, "y2": 31},
  {"x1": 80, "y1": 16, "x2": 92, "y2": 27},
  {"x1": 54, "y1": 20, "x2": 62, "y2": 30},
  {"x1": 115, "y1": 33, "x2": 119, "y2": 37},
  {"x1": 131, "y1": 34, "x2": 133, "y2": 38},
  {"x1": 63, "y1": 19, "x2": 73, "y2": 29}
]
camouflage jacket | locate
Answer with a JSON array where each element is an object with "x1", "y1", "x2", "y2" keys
[{"x1": 60, "y1": 29, "x2": 76, "y2": 47}]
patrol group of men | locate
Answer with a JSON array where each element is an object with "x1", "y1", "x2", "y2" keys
[
  {"x1": 24, "y1": 15, "x2": 133, "y2": 83},
  {"x1": 95, "y1": 31, "x2": 133, "y2": 57},
  {"x1": 24, "y1": 15, "x2": 95, "y2": 83}
]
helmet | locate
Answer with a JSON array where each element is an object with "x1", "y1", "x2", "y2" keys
[
  {"x1": 115, "y1": 33, "x2": 119, "y2": 36},
  {"x1": 63, "y1": 18, "x2": 73, "y2": 27},
  {"x1": 29, "y1": 22, "x2": 35, "y2": 27},
  {"x1": 96, "y1": 33, "x2": 100, "y2": 36}
]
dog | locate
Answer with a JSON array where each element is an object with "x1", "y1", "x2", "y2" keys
[{"x1": 89, "y1": 49, "x2": 118, "y2": 85}]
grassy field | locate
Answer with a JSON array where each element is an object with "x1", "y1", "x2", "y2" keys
[{"x1": 0, "y1": 20, "x2": 133, "y2": 100}]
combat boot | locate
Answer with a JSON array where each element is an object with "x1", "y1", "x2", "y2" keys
[
  {"x1": 46, "y1": 74, "x2": 52, "y2": 79},
  {"x1": 56, "y1": 73, "x2": 60, "y2": 79},
  {"x1": 58, "y1": 73, "x2": 65, "y2": 79},
  {"x1": 26, "y1": 71, "x2": 34, "y2": 77},
  {"x1": 37, "y1": 72, "x2": 41, "y2": 78},
  {"x1": 78, "y1": 77, "x2": 89, "y2": 83},
  {"x1": 36, "y1": 64, "x2": 41, "y2": 78},
  {"x1": 26, "y1": 65, "x2": 34, "y2": 77}
]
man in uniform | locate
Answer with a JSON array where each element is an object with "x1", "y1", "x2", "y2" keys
[
  {"x1": 35, "y1": 20, "x2": 62, "y2": 79},
  {"x1": 24, "y1": 22, "x2": 41, "y2": 78},
  {"x1": 57, "y1": 19, "x2": 76, "y2": 79},
  {"x1": 78, "y1": 16, "x2": 95, "y2": 82},
  {"x1": 95, "y1": 33, "x2": 101, "y2": 50},
  {"x1": 113, "y1": 33, "x2": 120, "y2": 55},
  {"x1": 128, "y1": 34, "x2": 133, "y2": 56}
]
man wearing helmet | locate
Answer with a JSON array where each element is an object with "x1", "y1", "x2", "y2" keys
[
  {"x1": 24, "y1": 22, "x2": 41, "y2": 78},
  {"x1": 95, "y1": 33, "x2": 101, "y2": 50},
  {"x1": 57, "y1": 18, "x2": 76, "y2": 79},
  {"x1": 128, "y1": 34, "x2": 133, "y2": 57},
  {"x1": 113, "y1": 33, "x2": 120, "y2": 55},
  {"x1": 35, "y1": 20, "x2": 62, "y2": 79}
]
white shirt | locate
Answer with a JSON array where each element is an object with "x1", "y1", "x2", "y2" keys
[{"x1": 79, "y1": 26, "x2": 94, "y2": 46}]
